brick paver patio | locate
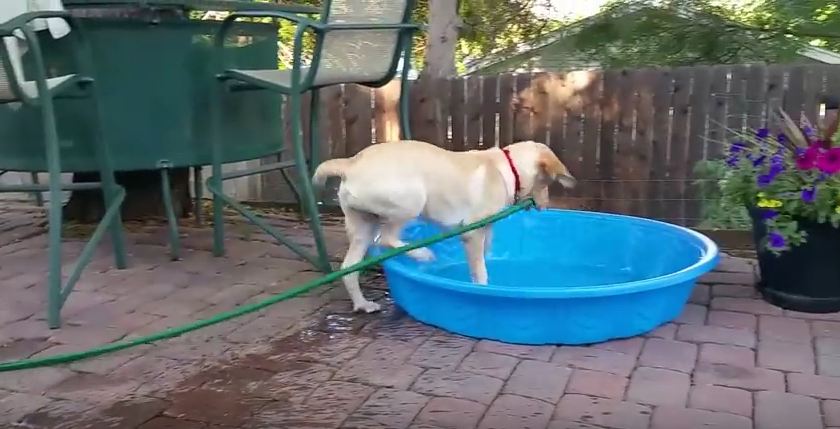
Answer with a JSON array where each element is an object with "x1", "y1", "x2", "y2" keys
[{"x1": 3, "y1": 203, "x2": 840, "y2": 428}]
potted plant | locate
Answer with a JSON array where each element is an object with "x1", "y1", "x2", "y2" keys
[{"x1": 713, "y1": 99, "x2": 840, "y2": 313}]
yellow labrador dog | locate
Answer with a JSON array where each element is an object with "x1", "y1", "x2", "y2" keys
[{"x1": 313, "y1": 140, "x2": 576, "y2": 313}]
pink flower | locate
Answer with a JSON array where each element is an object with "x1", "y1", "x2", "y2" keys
[
  {"x1": 796, "y1": 144, "x2": 821, "y2": 170},
  {"x1": 817, "y1": 148, "x2": 840, "y2": 175}
]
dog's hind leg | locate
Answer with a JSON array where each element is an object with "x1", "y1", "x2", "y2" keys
[
  {"x1": 378, "y1": 220, "x2": 435, "y2": 262},
  {"x1": 341, "y1": 207, "x2": 381, "y2": 313}
]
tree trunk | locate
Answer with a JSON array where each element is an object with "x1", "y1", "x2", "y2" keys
[
  {"x1": 420, "y1": 0, "x2": 461, "y2": 80},
  {"x1": 63, "y1": 6, "x2": 194, "y2": 223},
  {"x1": 63, "y1": 169, "x2": 192, "y2": 222},
  {"x1": 415, "y1": 0, "x2": 461, "y2": 144}
]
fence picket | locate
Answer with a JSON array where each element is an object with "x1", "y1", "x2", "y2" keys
[{"x1": 666, "y1": 67, "x2": 692, "y2": 224}]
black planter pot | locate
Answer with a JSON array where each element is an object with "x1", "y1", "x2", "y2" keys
[{"x1": 750, "y1": 209, "x2": 840, "y2": 313}]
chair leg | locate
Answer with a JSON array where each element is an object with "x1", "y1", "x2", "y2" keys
[
  {"x1": 30, "y1": 172, "x2": 44, "y2": 206},
  {"x1": 280, "y1": 90, "x2": 321, "y2": 222},
  {"x1": 193, "y1": 166, "x2": 203, "y2": 226},
  {"x1": 160, "y1": 167, "x2": 181, "y2": 260},
  {"x1": 210, "y1": 82, "x2": 226, "y2": 256},
  {"x1": 90, "y1": 83, "x2": 127, "y2": 270},
  {"x1": 303, "y1": 88, "x2": 321, "y2": 219},
  {"x1": 45, "y1": 170, "x2": 63, "y2": 329},
  {"x1": 39, "y1": 96, "x2": 65, "y2": 329},
  {"x1": 290, "y1": 92, "x2": 331, "y2": 273},
  {"x1": 99, "y1": 175, "x2": 128, "y2": 271},
  {"x1": 279, "y1": 167, "x2": 305, "y2": 221}
]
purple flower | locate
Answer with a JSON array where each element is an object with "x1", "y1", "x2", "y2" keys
[
  {"x1": 777, "y1": 133, "x2": 787, "y2": 143},
  {"x1": 729, "y1": 141, "x2": 746, "y2": 153},
  {"x1": 726, "y1": 154, "x2": 739, "y2": 167},
  {"x1": 802, "y1": 187, "x2": 816, "y2": 203},
  {"x1": 725, "y1": 142, "x2": 749, "y2": 167},
  {"x1": 770, "y1": 154, "x2": 783, "y2": 169},
  {"x1": 753, "y1": 153, "x2": 784, "y2": 187},
  {"x1": 768, "y1": 231, "x2": 786, "y2": 249},
  {"x1": 803, "y1": 126, "x2": 814, "y2": 137},
  {"x1": 756, "y1": 128, "x2": 770, "y2": 139},
  {"x1": 757, "y1": 173, "x2": 774, "y2": 187},
  {"x1": 760, "y1": 210, "x2": 779, "y2": 220}
]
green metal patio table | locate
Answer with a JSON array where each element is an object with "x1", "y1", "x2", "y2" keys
[{"x1": 0, "y1": 0, "x2": 318, "y2": 327}]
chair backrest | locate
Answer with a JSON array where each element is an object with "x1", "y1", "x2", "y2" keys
[
  {"x1": 311, "y1": 0, "x2": 412, "y2": 87},
  {"x1": 0, "y1": 37, "x2": 26, "y2": 102}
]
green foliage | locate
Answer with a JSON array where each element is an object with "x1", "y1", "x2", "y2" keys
[
  {"x1": 385, "y1": 0, "x2": 560, "y2": 72},
  {"x1": 693, "y1": 160, "x2": 752, "y2": 230},
  {"x1": 568, "y1": 0, "x2": 839, "y2": 68},
  {"x1": 241, "y1": 0, "x2": 558, "y2": 72},
  {"x1": 751, "y1": 0, "x2": 840, "y2": 51},
  {"x1": 454, "y1": 0, "x2": 560, "y2": 70},
  {"x1": 202, "y1": 0, "x2": 840, "y2": 72}
]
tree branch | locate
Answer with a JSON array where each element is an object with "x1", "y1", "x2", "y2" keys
[{"x1": 722, "y1": 20, "x2": 840, "y2": 40}]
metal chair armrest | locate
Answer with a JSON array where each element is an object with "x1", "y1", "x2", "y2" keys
[{"x1": 0, "y1": 11, "x2": 74, "y2": 36}]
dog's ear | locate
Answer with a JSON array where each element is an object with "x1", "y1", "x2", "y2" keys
[{"x1": 538, "y1": 151, "x2": 577, "y2": 189}]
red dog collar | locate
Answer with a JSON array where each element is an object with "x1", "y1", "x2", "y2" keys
[{"x1": 501, "y1": 147, "x2": 521, "y2": 197}]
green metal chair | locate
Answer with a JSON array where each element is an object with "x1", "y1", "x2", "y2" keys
[
  {"x1": 0, "y1": 11, "x2": 127, "y2": 328},
  {"x1": 208, "y1": 0, "x2": 419, "y2": 272}
]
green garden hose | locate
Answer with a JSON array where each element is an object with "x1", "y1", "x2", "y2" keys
[{"x1": 0, "y1": 198, "x2": 535, "y2": 372}]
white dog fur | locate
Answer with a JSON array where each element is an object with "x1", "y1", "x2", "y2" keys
[{"x1": 313, "y1": 140, "x2": 576, "y2": 313}]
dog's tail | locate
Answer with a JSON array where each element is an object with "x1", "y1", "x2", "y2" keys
[{"x1": 312, "y1": 158, "x2": 352, "y2": 188}]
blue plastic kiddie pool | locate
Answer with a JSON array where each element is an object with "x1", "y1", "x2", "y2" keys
[{"x1": 376, "y1": 209, "x2": 719, "y2": 345}]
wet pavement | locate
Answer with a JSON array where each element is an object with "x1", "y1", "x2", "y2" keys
[{"x1": 3, "y1": 202, "x2": 840, "y2": 428}]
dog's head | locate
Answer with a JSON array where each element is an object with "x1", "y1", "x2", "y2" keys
[{"x1": 504, "y1": 141, "x2": 576, "y2": 208}]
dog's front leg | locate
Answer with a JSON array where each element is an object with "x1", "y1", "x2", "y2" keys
[
  {"x1": 462, "y1": 229, "x2": 488, "y2": 285},
  {"x1": 483, "y1": 228, "x2": 493, "y2": 256},
  {"x1": 534, "y1": 186, "x2": 550, "y2": 210}
]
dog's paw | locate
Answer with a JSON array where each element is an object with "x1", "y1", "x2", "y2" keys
[
  {"x1": 353, "y1": 300, "x2": 382, "y2": 313},
  {"x1": 407, "y1": 247, "x2": 435, "y2": 262}
]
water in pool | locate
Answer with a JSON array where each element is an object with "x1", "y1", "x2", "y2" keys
[{"x1": 424, "y1": 259, "x2": 641, "y2": 288}]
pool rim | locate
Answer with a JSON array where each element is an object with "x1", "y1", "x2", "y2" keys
[{"x1": 378, "y1": 208, "x2": 720, "y2": 299}]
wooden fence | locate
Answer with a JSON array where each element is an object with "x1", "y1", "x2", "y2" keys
[
  {"x1": 3, "y1": 64, "x2": 838, "y2": 226},
  {"x1": 260, "y1": 63, "x2": 839, "y2": 226}
]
